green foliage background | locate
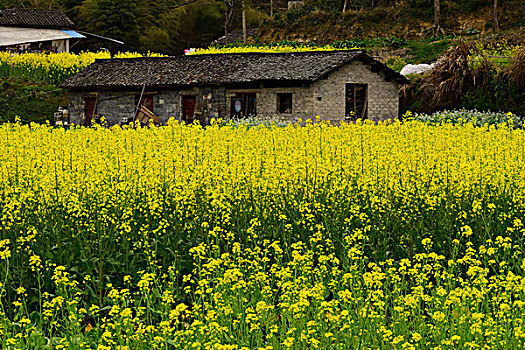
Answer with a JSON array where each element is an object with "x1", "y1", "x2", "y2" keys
[
  {"x1": 0, "y1": 0, "x2": 524, "y2": 54},
  {"x1": 0, "y1": 78, "x2": 67, "y2": 124}
]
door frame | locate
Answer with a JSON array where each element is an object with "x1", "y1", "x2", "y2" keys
[
  {"x1": 181, "y1": 95, "x2": 197, "y2": 123},
  {"x1": 345, "y1": 83, "x2": 368, "y2": 120},
  {"x1": 83, "y1": 94, "x2": 98, "y2": 126}
]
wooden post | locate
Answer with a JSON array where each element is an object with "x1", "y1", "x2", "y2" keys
[{"x1": 133, "y1": 82, "x2": 147, "y2": 123}]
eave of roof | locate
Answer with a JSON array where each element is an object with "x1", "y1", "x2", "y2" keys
[
  {"x1": 0, "y1": 27, "x2": 84, "y2": 46},
  {"x1": 65, "y1": 79, "x2": 314, "y2": 92}
]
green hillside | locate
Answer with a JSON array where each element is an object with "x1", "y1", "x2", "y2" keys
[
  {"x1": 1, "y1": 0, "x2": 524, "y2": 54},
  {"x1": 258, "y1": 1, "x2": 525, "y2": 45}
]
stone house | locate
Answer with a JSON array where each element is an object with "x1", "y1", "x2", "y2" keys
[{"x1": 59, "y1": 50, "x2": 408, "y2": 126}]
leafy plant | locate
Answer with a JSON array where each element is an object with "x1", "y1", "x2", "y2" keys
[{"x1": 465, "y1": 27, "x2": 480, "y2": 36}]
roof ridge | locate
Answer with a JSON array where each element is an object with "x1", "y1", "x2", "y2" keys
[{"x1": 93, "y1": 50, "x2": 365, "y2": 63}]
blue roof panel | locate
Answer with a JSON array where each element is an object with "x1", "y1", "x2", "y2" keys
[{"x1": 61, "y1": 30, "x2": 85, "y2": 39}]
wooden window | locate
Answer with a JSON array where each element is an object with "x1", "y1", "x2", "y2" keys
[
  {"x1": 231, "y1": 93, "x2": 256, "y2": 118},
  {"x1": 345, "y1": 84, "x2": 368, "y2": 120},
  {"x1": 277, "y1": 93, "x2": 292, "y2": 113}
]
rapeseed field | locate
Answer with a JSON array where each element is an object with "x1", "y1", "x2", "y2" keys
[
  {"x1": 0, "y1": 51, "x2": 164, "y2": 84},
  {"x1": 1, "y1": 118, "x2": 525, "y2": 349}
]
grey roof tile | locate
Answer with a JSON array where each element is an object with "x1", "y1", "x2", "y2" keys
[
  {"x1": 60, "y1": 50, "x2": 408, "y2": 89},
  {"x1": 0, "y1": 8, "x2": 74, "y2": 28}
]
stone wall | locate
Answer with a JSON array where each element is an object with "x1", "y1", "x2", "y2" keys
[
  {"x1": 69, "y1": 87, "x2": 229, "y2": 125},
  {"x1": 67, "y1": 61, "x2": 401, "y2": 126},
  {"x1": 68, "y1": 93, "x2": 84, "y2": 125},
  {"x1": 226, "y1": 85, "x2": 313, "y2": 122},
  {"x1": 312, "y1": 60, "x2": 400, "y2": 123},
  {"x1": 96, "y1": 93, "x2": 136, "y2": 124},
  {"x1": 69, "y1": 91, "x2": 178, "y2": 125}
]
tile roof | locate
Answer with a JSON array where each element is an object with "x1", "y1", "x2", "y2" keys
[
  {"x1": 0, "y1": 8, "x2": 74, "y2": 28},
  {"x1": 60, "y1": 50, "x2": 409, "y2": 89}
]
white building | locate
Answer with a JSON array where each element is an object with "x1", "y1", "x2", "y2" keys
[{"x1": 0, "y1": 8, "x2": 84, "y2": 53}]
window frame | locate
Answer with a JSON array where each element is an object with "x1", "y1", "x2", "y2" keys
[
  {"x1": 345, "y1": 83, "x2": 368, "y2": 120},
  {"x1": 277, "y1": 93, "x2": 293, "y2": 114},
  {"x1": 230, "y1": 93, "x2": 257, "y2": 118}
]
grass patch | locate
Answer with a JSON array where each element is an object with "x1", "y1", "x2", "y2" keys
[{"x1": 0, "y1": 78, "x2": 67, "y2": 124}]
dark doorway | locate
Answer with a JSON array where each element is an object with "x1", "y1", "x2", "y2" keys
[
  {"x1": 230, "y1": 93, "x2": 256, "y2": 118},
  {"x1": 345, "y1": 84, "x2": 368, "y2": 120},
  {"x1": 135, "y1": 95, "x2": 154, "y2": 111},
  {"x1": 182, "y1": 96, "x2": 196, "y2": 123},
  {"x1": 84, "y1": 96, "x2": 97, "y2": 126}
]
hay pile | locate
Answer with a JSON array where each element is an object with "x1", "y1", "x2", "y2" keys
[{"x1": 401, "y1": 41, "x2": 525, "y2": 115}]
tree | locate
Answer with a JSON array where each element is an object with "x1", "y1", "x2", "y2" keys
[
  {"x1": 180, "y1": 0, "x2": 222, "y2": 49},
  {"x1": 78, "y1": 0, "x2": 140, "y2": 50},
  {"x1": 433, "y1": 0, "x2": 444, "y2": 35},
  {"x1": 493, "y1": 0, "x2": 499, "y2": 33},
  {"x1": 139, "y1": 26, "x2": 171, "y2": 53},
  {"x1": 221, "y1": 0, "x2": 236, "y2": 44},
  {"x1": 241, "y1": 0, "x2": 246, "y2": 43}
]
